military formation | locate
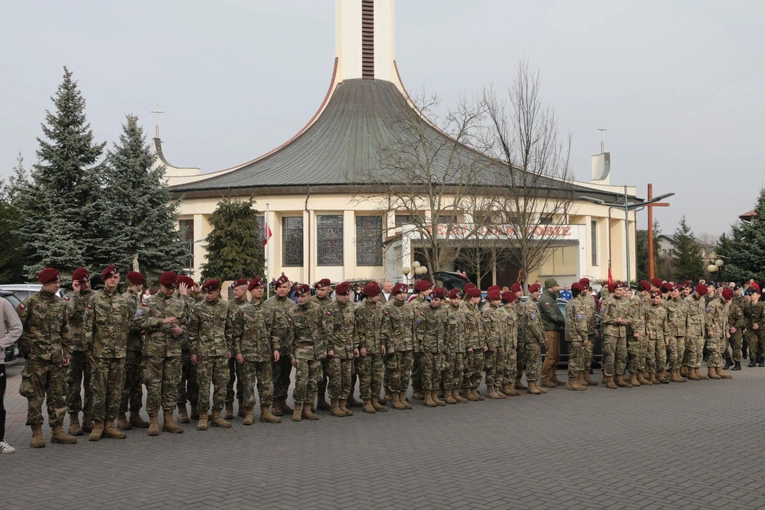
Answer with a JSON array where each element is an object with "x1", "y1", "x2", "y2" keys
[{"x1": 12, "y1": 266, "x2": 753, "y2": 447}]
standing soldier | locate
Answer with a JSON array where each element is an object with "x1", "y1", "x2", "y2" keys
[
  {"x1": 703, "y1": 287, "x2": 728, "y2": 380},
  {"x1": 189, "y1": 280, "x2": 232, "y2": 430},
  {"x1": 564, "y1": 283, "x2": 588, "y2": 391},
  {"x1": 511, "y1": 283, "x2": 528, "y2": 391},
  {"x1": 444, "y1": 289, "x2": 467, "y2": 404},
  {"x1": 323, "y1": 281, "x2": 358, "y2": 417},
  {"x1": 417, "y1": 287, "x2": 447, "y2": 407},
  {"x1": 538, "y1": 279, "x2": 565, "y2": 388},
  {"x1": 665, "y1": 284, "x2": 689, "y2": 382},
  {"x1": 645, "y1": 291, "x2": 670, "y2": 385},
  {"x1": 524, "y1": 283, "x2": 548, "y2": 395},
  {"x1": 118, "y1": 271, "x2": 149, "y2": 430},
  {"x1": 16, "y1": 268, "x2": 77, "y2": 447},
  {"x1": 499, "y1": 291, "x2": 519, "y2": 396},
  {"x1": 176, "y1": 275, "x2": 200, "y2": 423},
  {"x1": 263, "y1": 274, "x2": 295, "y2": 417},
  {"x1": 482, "y1": 289, "x2": 505, "y2": 399},
  {"x1": 380, "y1": 283, "x2": 415, "y2": 411},
  {"x1": 224, "y1": 278, "x2": 250, "y2": 420},
  {"x1": 744, "y1": 288, "x2": 765, "y2": 367},
  {"x1": 83, "y1": 266, "x2": 132, "y2": 441},
  {"x1": 409, "y1": 279, "x2": 432, "y2": 400},
  {"x1": 231, "y1": 277, "x2": 282, "y2": 425},
  {"x1": 684, "y1": 284, "x2": 708, "y2": 380},
  {"x1": 355, "y1": 281, "x2": 387, "y2": 413},
  {"x1": 627, "y1": 286, "x2": 650, "y2": 387},
  {"x1": 136, "y1": 271, "x2": 188, "y2": 436},
  {"x1": 65, "y1": 267, "x2": 97, "y2": 435},
  {"x1": 462, "y1": 287, "x2": 485, "y2": 401},
  {"x1": 600, "y1": 282, "x2": 634, "y2": 389},
  {"x1": 288, "y1": 284, "x2": 326, "y2": 421},
  {"x1": 578, "y1": 278, "x2": 599, "y2": 386},
  {"x1": 312, "y1": 278, "x2": 333, "y2": 412},
  {"x1": 726, "y1": 287, "x2": 746, "y2": 371}
]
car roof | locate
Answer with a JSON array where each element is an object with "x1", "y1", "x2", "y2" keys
[{"x1": 0, "y1": 284, "x2": 43, "y2": 291}]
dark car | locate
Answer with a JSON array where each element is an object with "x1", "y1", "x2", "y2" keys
[
  {"x1": 1, "y1": 290, "x2": 22, "y2": 363},
  {"x1": 432, "y1": 271, "x2": 470, "y2": 291}
]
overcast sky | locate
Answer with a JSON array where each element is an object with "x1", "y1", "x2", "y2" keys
[{"x1": 2, "y1": 0, "x2": 763, "y2": 238}]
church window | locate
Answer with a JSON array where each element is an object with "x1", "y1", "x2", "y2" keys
[
  {"x1": 356, "y1": 215, "x2": 383, "y2": 266},
  {"x1": 317, "y1": 215, "x2": 344, "y2": 266},
  {"x1": 282, "y1": 217, "x2": 304, "y2": 266}
]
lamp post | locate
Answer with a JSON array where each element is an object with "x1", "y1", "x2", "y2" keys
[
  {"x1": 708, "y1": 258, "x2": 724, "y2": 283},
  {"x1": 580, "y1": 187, "x2": 674, "y2": 286}
]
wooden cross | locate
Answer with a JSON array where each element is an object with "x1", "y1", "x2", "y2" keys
[
  {"x1": 647, "y1": 183, "x2": 671, "y2": 279},
  {"x1": 150, "y1": 105, "x2": 164, "y2": 138}
]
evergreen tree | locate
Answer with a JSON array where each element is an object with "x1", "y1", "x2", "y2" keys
[
  {"x1": 715, "y1": 188, "x2": 765, "y2": 283},
  {"x1": 636, "y1": 219, "x2": 663, "y2": 281},
  {"x1": 16, "y1": 67, "x2": 107, "y2": 281},
  {"x1": 671, "y1": 216, "x2": 704, "y2": 282},
  {"x1": 0, "y1": 152, "x2": 30, "y2": 283},
  {"x1": 104, "y1": 114, "x2": 188, "y2": 281},
  {"x1": 200, "y1": 197, "x2": 264, "y2": 281}
]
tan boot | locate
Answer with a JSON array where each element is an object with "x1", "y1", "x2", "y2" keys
[
  {"x1": 129, "y1": 412, "x2": 149, "y2": 428},
  {"x1": 271, "y1": 400, "x2": 283, "y2": 417},
  {"x1": 103, "y1": 420, "x2": 127, "y2": 439},
  {"x1": 687, "y1": 367, "x2": 700, "y2": 380},
  {"x1": 670, "y1": 369, "x2": 685, "y2": 383},
  {"x1": 696, "y1": 367, "x2": 709, "y2": 380},
  {"x1": 190, "y1": 402, "x2": 199, "y2": 420},
  {"x1": 238, "y1": 398, "x2": 246, "y2": 417},
  {"x1": 197, "y1": 412, "x2": 208, "y2": 430},
  {"x1": 655, "y1": 371, "x2": 666, "y2": 384},
  {"x1": 514, "y1": 377, "x2": 528, "y2": 390},
  {"x1": 279, "y1": 397, "x2": 294, "y2": 414},
  {"x1": 363, "y1": 399, "x2": 376, "y2": 414},
  {"x1": 371, "y1": 396, "x2": 388, "y2": 412},
  {"x1": 82, "y1": 416, "x2": 94, "y2": 433},
  {"x1": 162, "y1": 410, "x2": 184, "y2": 433},
  {"x1": 582, "y1": 371, "x2": 599, "y2": 386},
  {"x1": 380, "y1": 393, "x2": 390, "y2": 406},
  {"x1": 391, "y1": 393, "x2": 407, "y2": 410},
  {"x1": 453, "y1": 389, "x2": 468, "y2": 403},
  {"x1": 412, "y1": 389, "x2": 425, "y2": 400},
  {"x1": 616, "y1": 374, "x2": 633, "y2": 388},
  {"x1": 707, "y1": 367, "x2": 721, "y2": 380},
  {"x1": 317, "y1": 395, "x2": 331, "y2": 411},
  {"x1": 473, "y1": 388, "x2": 485, "y2": 401},
  {"x1": 330, "y1": 399, "x2": 347, "y2": 417},
  {"x1": 400, "y1": 392, "x2": 413, "y2": 409},
  {"x1": 424, "y1": 391, "x2": 437, "y2": 407},
  {"x1": 444, "y1": 390, "x2": 457, "y2": 404},
  {"x1": 717, "y1": 367, "x2": 733, "y2": 379},
  {"x1": 501, "y1": 384, "x2": 520, "y2": 396},
  {"x1": 680, "y1": 366, "x2": 689, "y2": 378},
  {"x1": 177, "y1": 404, "x2": 190, "y2": 423},
  {"x1": 302, "y1": 404, "x2": 319, "y2": 421},
  {"x1": 30, "y1": 424, "x2": 46, "y2": 448},
  {"x1": 487, "y1": 386, "x2": 503, "y2": 399},
  {"x1": 339, "y1": 399, "x2": 354, "y2": 416},
  {"x1": 260, "y1": 405, "x2": 282, "y2": 423},
  {"x1": 68, "y1": 412, "x2": 83, "y2": 436},
  {"x1": 224, "y1": 402, "x2": 234, "y2": 419},
  {"x1": 527, "y1": 381, "x2": 542, "y2": 395},
  {"x1": 211, "y1": 409, "x2": 232, "y2": 428},
  {"x1": 147, "y1": 412, "x2": 160, "y2": 436},
  {"x1": 292, "y1": 403, "x2": 303, "y2": 422},
  {"x1": 629, "y1": 372, "x2": 641, "y2": 387},
  {"x1": 605, "y1": 376, "x2": 618, "y2": 389},
  {"x1": 433, "y1": 390, "x2": 446, "y2": 406},
  {"x1": 567, "y1": 375, "x2": 587, "y2": 391},
  {"x1": 638, "y1": 371, "x2": 652, "y2": 386},
  {"x1": 465, "y1": 388, "x2": 480, "y2": 401},
  {"x1": 51, "y1": 424, "x2": 77, "y2": 444},
  {"x1": 117, "y1": 413, "x2": 132, "y2": 431},
  {"x1": 243, "y1": 407, "x2": 255, "y2": 425}
]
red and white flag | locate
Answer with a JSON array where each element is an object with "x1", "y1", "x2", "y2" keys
[{"x1": 263, "y1": 222, "x2": 273, "y2": 246}]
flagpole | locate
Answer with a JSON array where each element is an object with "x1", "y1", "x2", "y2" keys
[{"x1": 265, "y1": 202, "x2": 270, "y2": 300}]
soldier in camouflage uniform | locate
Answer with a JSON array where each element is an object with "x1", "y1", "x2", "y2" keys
[
  {"x1": 225, "y1": 278, "x2": 250, "y2": 419},
  {"x1": 499, "y1": 291, "x2": 519, "y2": 396},
  {"x1": 16, "y1": 268, "x2": 77, "y2": 447},
  {"x1": 65, "y1": 267, "x2": 97, "y2": 435},
  {"x1": 577, "y1": 278, "x2": 599, "y2": 386},
  {"x1": 176, "y1": 275, "x2": 200, "y2": 423},
  {"x1": 322, "y1": 281, "x2": 357, "y2": 416},
  {"x1": 118, "y1": 271, "x2": 150, "y2": 430},
  {"x1": 600, "y1": 282, "x2": 635, "y2": 389},
  {"x1": 416, "y1": 287, "x2": 448, "y2": 407},
  {"x1": 725, "y1": 287, "x2": 746, "y2": 371},
  {"x1": 288, "y1": 284, "x2": 326, "y2": 421},
  {"x1": 684, "y1": 284, "x2": 708, "y2": 380},
  {"x1": 444, "y1": 289, "x2": 467, "y2": 403},
  {"x1": 355, "y1": 281, "x2": 387, "y2": 413},
  {"x1": 713, "y1": 288, "x2": 735, "y2": 379},
  {"x1": 462, "y1": 287, "x2": 486, "y2": 401},
  {"x1": 703, "y1": 288, "x2": 732, "y2": 380},
  {"x1": 83, "y1": 265, "x2": 132, "y2": 441},
  {"x1": 644, "y1": 291, "x2": 670, "y2": 385},
  {"x1": 381, "y1": 283, "x2": 415, "y2": 410},
  {"x1": 524, "y1": 284, "x2": 548, "y2": 395},
  {"x1": 263, "y1": 274, "x2": 295, "y2": 417},
  {"x1": 630, "y1": 281, "x2": 652, "y2": 386},
  {"x1": 189, "y1": 279, "x2": 232, "y2": 430},
  {"x1": 482, "y1": 289, "x2": 506, "y2": 399},
  {"x1": 564, "y1": 283, "x2": 588, "y2": 391},
  {"x1": 135, "y1": 271, "x2": 188, "y2": 436},
  {"x1": 665, "y1": 284, "x2": 689, "y2": 382},
  {"x1": 311, "y1": 278, "x2": 334, "y2": 412},
  {"x1": 231, "y1": 277, "x2": 281, "y2": 424},
  {"x1": 744, "y1": 288, "x2": 765, "y2": 367},
  {"x1": 409, "y1": 279, "x2": 432, "y2": 400},
  {"x1": 510, "y1": 283, "x2": 528, "y2": 390}
]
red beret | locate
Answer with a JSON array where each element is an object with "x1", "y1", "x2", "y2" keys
[
  {"x1": 101, "y1": 265, "x2": 119, "y2": 280},
  {"x1": 464, "y1": 282, "x2": 476, "y2": 291},
  {"x1": 695, "y1": 284, "x2": 707, "y2": 296},
  {"x1": 722, "y1": 288, "x2": 734, "y2": 300},
  {"x1": 431, "y1": 287, "x2": 446, "y2": 299},
  {"x1": 248, "y1": 277, "x2": 264, "y2": 291},
  {"x1": 571, "y1": 282, "x2": 584, "y2": 292},
  {"x1": 275, "y1": 275, "x2": 290, "y2": 287},
  {"x1": 753, "y1": 282, "x2": 761, "y2": 292},
  {"x1": 295, "y1": 284, "x2": 311, "y2": 297},
  {"x1": 650, "y1": 278, "x2": 663, "y2": 288},
  {"x1": 607, "y1": 283, "x2": 616, "y2": 293},
  {"x1": 232, "y1": 278, "x2": 249, "y2": 288},
  {"x1": 615, "y1": 281, "x2": 626, "y2": 289},
  {"x1": 126, "y1": 271, "x2": 146, "y2": 285},
  {"x1": 670, "y1": 284, "x2": 679, "y2": 291},
  {"x1": 487, "y1": 285, "x2": 500, "y2": 293},
  {"x1": 363, "y1": 281, "x2": 381, "y2": 297},
  {"x1": 510, "y1": 283, "x2": 522, "y2": 293},
  {"x1": 487, "y1": 289, "x2": 501, "y2": 301},
  {"x1": 177, "y1": 275, "x2": 195, "y2": 289},
  {"x1": 391, "y1": 283, "x2": 408, "y2": 296},
  {"x1": 414, "y1": 280, "x2": 432, "y2": 292},
  {"x1": 447, "y1": 288, "x2": 461, "y2": 299},
  {"x1": 501, "y1": 291, "x2": 516, "y2": 303},
  {"x1": 579, "y1": 278, "x2": 590, "y2": 288},
  {"x1": 201, "y1": 279, "x2": 220, "y2": 293},
  {"x1": 638, "y1": 280, "x2": 651, "y2": 292},
  {"x1": 650, "y1": 291, "x2": 661, "y2": 298},
  {"x1": 38, "y1": 268, "x2": 60, "y2": 284},
  {"x1": 159, "y1": 271, "x2": 178, "y2": 288},
  {"x1": 465, "y1": 288, "x2": 481, "y2": 298},
  {"x1": 528, "y1": 283, "x2": 541, "y2": 293},
  {"x1": 72, "y1": 267, "x2": 90, "y2": 283},
  {"x1": 335, "y1": 281, "x2": 351, "y2": 295},
  {"x1": 661, "y1": 282, "x2": 674, "y2": 292},
  {"x1": 315, "y1": 278, "x2": 332, "y2": 289}
]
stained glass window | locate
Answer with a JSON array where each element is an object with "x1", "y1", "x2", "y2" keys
[
  {"x1": 317, "y1": 215, "x2": 343, "y2": 266},
  {"x1": 282, "y1": 217, "x2": 304, "y2": 266},
  {"x1": 356, "y1": 215, "x2": 383, "y2": 266},
  {"x1": 179, "y1": 219, "x2": 194, "y2": 269}
]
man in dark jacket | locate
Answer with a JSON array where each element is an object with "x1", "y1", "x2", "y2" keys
[{"x1": 539, "y1": 278, "x2": 565, "y2": 387}]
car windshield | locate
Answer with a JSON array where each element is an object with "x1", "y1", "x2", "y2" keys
[{"x1": 1, "y1": 294, "x2": 21, "y2": 308}]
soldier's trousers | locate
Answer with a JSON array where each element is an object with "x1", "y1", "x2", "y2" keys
[
  {"x1": 503, "y1": 345, "x2": 518, "y2": 385},
  {"x1": 705, "y1": 337, "x2": 722, "y2": 368},
  {"x1": 654, "y1": 340, "x2": 668, "y2": 372},
  {"x1": 66, "y1": 350, "x2": 92, "y2": 415},
  {"x1": 750, "y1": 329, "x2": 765, "y2": 359},
  {"x1": 691, "y1": 336, "x2": 705, "y2": 368},
  {"x1": 683, "y1": 335, "x2": 695, "y2": 367},
  {"x1": 638, "y1": 338, "x2": 648, "y2": 372},
  {"x1": 464, "y1": 350, "x2": 485, "y2": 390},
  {"x1": 293, "y1": 359, "x2": 322, "y2": 405},
  {"x1": 602, "y1": 335, "x2": 627, "y2": 376},
  {"x1": 628, "y1": 337, "x2": 645, "y2": 374},
  {"x1": 19, "y1": 358, "x2": 67, "y2": 427},
  {"x1": 385, "y1": 351, "x2": 414, "y2": 394},
  {"x1": 516, "y1": 339, "x2": 526, "y2": 378},
  {"x1": 484, "y1": 350, "x2": 498, "y2": 387},
  {"x1": 143, "y1": 355, "x2": 181, "y2": 413},
  {"x1": 524, "y1": 342, "x2": 542, "y2": 382},
  {"x1": 357, "y1": 354, "x2": 384, "y2": 400},
  {"x1": 541, "y1": 331, "x2": 561, "y2": 383},
  {"x1": 197, "y1": 356, "x2": 228, "y2": 411},
  {"x1": 421, "y1": 352, "x2": 445, "y2": 391},
  {"x1": 411, "y1": 354, "x2": 422, "y2": 392},
  {"x1": 177, "y1": 350, "x2": 199, "y2": 406},
  {"x1": 241, "y1": 359, "x2": 274, "y2": 408},
  {"x1": 120, "y1": 350, "x2": 143, "y2": 414},
  {"x1": 443, "y1": 352, "x2": 464, "y2": 391},
  {"x1": 327, "y1": 357, "x2": 353, "y2": 400},
  {"x1": 567, "y1": 341, "x2": 584, "y2": 379},
  {"x1": 272, "y1": 354, "x2": 292, "y2": 400},
  {"x1": 729, "y1": 331, "x2": 743, "y2": 361},
  {"x1": 225, "y1": 357, "x2": 244, "y2": 404},
  {"x1": 584, "y1": 335, "x2": 595, "y2": 371},
  {"x1": 90, "y1": 358, "x2": 126, "y2": 422},
  {"x1": 317, "y1": 358, "x2": 331, "y2": 399},
  {"x1": 668, "y1": 336, "x2": 684, "y2": 370}
]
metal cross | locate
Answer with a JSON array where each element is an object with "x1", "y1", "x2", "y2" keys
[
  {"x1": 597, "y1": 123, "x2": 607, "y2": 153},
  {"x1": 150, "y1": 105, "x2": 164, "y2": 138}
]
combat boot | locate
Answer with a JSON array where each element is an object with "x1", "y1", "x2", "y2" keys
[
  {"x1": 412, "y1": 389, "x2": 425, "y2": 400},
  {"x1": 616, "y1": 374, "x2": 633, "y2": 388},
  {"x1": 487, "y1": 386, "x2": 503, "y2": 399},
  {"x1": 302, "y1": 404, "x2": 319, "y2": 421},
  {"x1": 271, "y1": 400, "x2": 283, "y2": 417},
  {"x1": 238, "y1": 398, "x2": 246, "y2": 417},
  {"x1": 400, "y1": 392, "x2": 413, "y2": 409},
  {"x1": 695, "y1": 367, "x2": 709, "y2": 380},
  {"x1": 680, "y1": 366, "x2": 690, "y2": 377},
  {"x1": 162, "y1": 410, "x2": 184, "y2": 433},
  {"x1": 452, "y1": 389, "x2": 468, "y2": 403},
  {"x1": 292, "y1": 403, "x2": 303, "y2": 422},
  {"x1": 759, "y1": 356, "x2": 765, "y2": 368},
  {"x1": 655, "y1": 371, "x2": 666, "y2": 384},
  {"x1": 103, "y1": 420, "x2": 127, "y2": 439},
  {"x1": 474, "y1": 388, "x2": 485, "y2": 401},
  {"x1": 687, "y1": 367, "x2": 700, "y2": 380},
  {"x1": 433, "y1": 391, "x2": 446, "y2": 406},
  {"x1": 371, "y1": 396, "x2": 388, "y2": 412},
  {"x1": 363, "y1": 399, "x2": 376, "y2": 414},
  {"x1": 211, "y1": 409, "x2": 231, "y2": 428},
  {"x1": 582, "y1": 371, "x2": 599, "y2": 386},
  {"x1": 147, "y1": 412, "x2": 160, "y2": 436},
  {"x1": 465, "y1": 388, "x2": 479, "y2": 401},
  {"x1": 279, "y1": 397, "x2": 294, "y2": 415},
  {"x1": 670, "y1": 369, "x2": 685, "y2": 383},
  {"x1": 733, "y1": 361, "x2": 742, "y2": 371},
  {"x1": 707, "y1": 367, "x2": 721, "y2": 380},
  {"x1": 51, "y1": 424, "x2": 77, "y2": 444},
  {"x1": 242, "y1": 407, "x2": 255, "y2": 425},
  {"x1": 723, "y1": 359, "x2": 733, "y2": 370},
  {"x1": 514, "y1": 377, "x2": 528, "y2": 390},
  {"x1": 605, "y1": 376, "x2": 618, "y2": 390},
  {"x1": 444, "y1": 391, "x2": 457, "y2": 404},
  {"x1": 391, "y1": 393, "x2": 407, "y2": 410},
  {"x1": 177, "y1": 404, "x2": 190, "y2": 424},
  {"x1": 716, "y1": 367, "x2": 732, "y2": 379},
  {"x1": 748, "y1": 357, "x2": 758, "y2": 368},
  {"x1": 82, "y1": 416, "x2": 94, "y2": 433},
  {"x1": 317, "y1": 395, "x2": 331, "y2": 411},
  {"x1": 339, "y1": 399, "x2": 354, "y2": 416},
  {"x1": 527, "y1": 381, "x2": 542, "y2": 395},
  {"x1": 117, "y1": 413, "x2": 132, "y2": 431},
  {"x1": 649, "y1": 372, "x2": 659, "y2": 385},
  {"x1": 129, "y1": 412, "x2": 149, "y2": 428},
  {"x1": 30, "y1": 424, "x2": 45, "y2": 448},
  {"x1": 501, "y1": 384, "x2": 519, "y2": 396},
  {"x1": 68, "y1": 412, "x2": 83, "y2": 436},
  {"x1": 260, "y1": 405, "x2": 282, "y2": 423},
  {"x1": 190, "y1": 401, "x2": 199, "y2": 420},
  {"x1": 379, "y1": 393, "x2": 389, "y2": 405},
  {"x1": 224, "y1": 401, "x2": 234, "y2": 419},
  {"x1": 567, "y1": 375, "x2": 586, "y2": 391},
  {"x1": 424, "y1": 391, "x2": 437, "y2": 407},
  {"x1": 629, "y1": 372, "x2": 641, "y2": 387},
  {"x1": 330, "y1": 399, "x2": 347, "y2": 417},
  {"x1": 197, "y1": 412, "x2": 208, "y2": 430},
  {"x1": 637, "y1": 372, "x2": 651, "y2": 385},
  {"x1": 347, "y1": 394, "x2": 363, "y2": 408}
]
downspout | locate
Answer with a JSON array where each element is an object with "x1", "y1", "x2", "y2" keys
[
  {"x1": 305, "y1": 185, "x2": 311, "y2": 284},
  {"x1": 608, "y1": 208, "x2": 612, "y2": 277}
]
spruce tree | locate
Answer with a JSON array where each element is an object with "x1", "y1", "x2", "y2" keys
[
  {"x1": 715, "y1": 188, "x2": 765, "y2": 283},
  {"x1": 671, "y1": 216, "x2": 704, "y2": 282},
  {"x1": 636, "y1": 219, "x2": 662, "y2": 281},
  {"x1": 200, "y1": 197, "x2": 264, "y2": 281},
  {"x1": 104, "y1": 114, "x2": 188, "y2": 281},
  {"x1": 0, "y1": 152, "x2": 29, "y2": 283}
]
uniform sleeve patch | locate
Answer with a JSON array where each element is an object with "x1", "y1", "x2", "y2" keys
[
  {"x1": 18, "y1": 303, "x2": 25, "y2": 309},
  {"x1": 545, "y1": 303, "x2": 550, "y2": 306},
  {"x1": 87, "y1": 304, "x2": 92, "y2": 309},
  {"x1": 326, "y1": 311, "x2": 332, "y2": 316},
  {"x1": 63, "y1": 296, "x2": 70, "y2": 301},
  {"x1": 142, "y1": 302, "x2": 148, "y2": 306}
]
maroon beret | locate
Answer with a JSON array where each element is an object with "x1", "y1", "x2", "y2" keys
[
  {"x1": 579, "y1": 278, "x2": 590, "y2": 288},
  {"x1": 464, "y1": 282, "x2": 477, "y2": 292},
  {"x1": 335, "y1": 281, "x2": 351, "y2": 295},
  {"x1": 391, "y1": 283, "x2": 408, "y2": 296},
  {"x1": 650, "y1": 291, "x2": 661, "y2": 298},
  {"x1": 177, "y1": 275, "x2": 195, "y2": 289},
  {"x1": 315, "y1": 278, "x2": 332, "y2": 289},
  {"x1": 606, "y1": 283, "x2": 616, "y2": 293},
  {"x1": 510, "y1": 283, "x2": 522, "y2": 293},
  {"x1": 363, "y1": 281, "x2": 381, "y2": 297},
  {"x1": 38, "y1": 268, "x2": 60, "y2": 284},
  {"x1": 248, "y1": 277, "x2": 264, "y2": 291},
  {"x1": 528, "y1": 283, "x2": 541, "y2": 293},
  {"x1": 465, "y1": 288, "x2": 481, "y2": 298},
  {"x1": 232, "y1": 278, "x2": 249, "y2": 288},
  {"x1": 488, "y1": 285, "x2": 501, "y2": 293},
  {"x1": 638, "y1": 280, "x2": 651, "y2": 292},
  {"x1": 201, "y1": 279, "x2": 220, "y2": 293},
  {"x1": 414, "y1": 280, "x2": 432, "y2": 292},
  {"x1": 431, "y1": 287, "x2": 446, "y2": 299},
  {"x1": 295, "y1": 284, "x2": 311, "y2": 297},
  {"x1": 670, "y1": 284, "x2": 679, "y2": 291},
  {"x1": 614, "y1": 281, "x2": 626, "y2": 289},
  {"x1": 487, "y1": 289, "x2": 501, "y2": 301},
  {"x1": 101, "y1": 265, "x2": 119, "y2": 280},
  {"x1": 651, "y1": 277, "x2": 663, "y2": 288},
  {"x1": 159, "y1": 271, "x2": 178, "y2": 288},
  {"x1": 571, "y1": 282, "x2": 584, "y2": 292},
  {"x1": 126, "y1": 271, "x2": 146, "y2": 285},
  {"x1": 661, "y1": 282, "x2": 673, "y2": 292},
  {"x1": 722, "y1": 288, "x2": 734, "y2": 300},
  {"x1": 447, "y1": 288, "x2": 461, "y2": 299},
  {"x1": 72, "y1": 267, "x2": 90, "y2": 283},
  {"x1": 501, "y1": 291, "x2": 516, "y2": 304},
  {"x1": 695, "y1": 284, "x2": 707, "y2": 296},
  {"x1": 275, "y1": 275, "x2": 290, "y2": 287}
]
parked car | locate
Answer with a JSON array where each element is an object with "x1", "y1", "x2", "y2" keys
[
  {"x1": 432, "y1": 271, "x2": 470, "y2": 291},
  {"x1": 1, "y1": 290, "x2": 22, "y2": 363},
  {"x1": 0, "y1": 284, "x2": 65, "y2": 301}
]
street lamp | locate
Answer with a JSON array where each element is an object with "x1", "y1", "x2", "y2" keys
[
  {"x1": 708, "y1": 258, "x2": 724, "y2": 282},
  {"x1": 580, "y1": 186, "x2": 675, "y2": 285}
]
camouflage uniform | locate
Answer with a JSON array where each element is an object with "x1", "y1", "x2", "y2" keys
[
  {"x1": 514, "y1": 298, "x2": 527, "y2": 380},
  {"x1": 462, "y1": 301, "x2": 485, "y2": 392},
  {"x1": 83, "y1": 287, "x2": 131, "y2": 423},
  {"x1": 444, "y1": 302, "x2": 466, "y2": 392},
  {"x1": 231, "y1": 299, "x2": 278, "y2": 407},
  {"x1": 628, "y1": 296, "x2": 647, "y2": 375},
  {"x1": 65, "y1": 289, "x2": 97, "y2": 416},
  {"x1": 355, "y1": 299, "x2": 384, "y2": 400},
  {"x1": 409, "y1": 294, "x2": 428, "y2": 396},
  {"x1": 565, "y1": 296, "x2": 589, "y2": 380},
  {"x1": 665, "y1": 296, "x2": 688, "y2": 371},
  {"x1": 685, "y1": 294, "x2": 707, "y2": 370},
  {"x1": 120, "y1": 288, "x2": 144, "y2": 415},
  {"x1": 524, "y1": 299, "x2": 546, "y2": 382},
  {"x1": 263, "y1": 295, "x2": 295, "y2": 402},
  {"x1": 225, "y1": 296, "x2": 249, "y2": 408},
  {"x1": 416, "y1": 302, "x2": 447, "y2": 391},
  {"x1": 644, "y1": 301, "x2": 669, "y2": 376},
  {"x1": 188, "y1": 297, "x2": 231, "y2": 412},
  {"x1": 500, "y1": 303, "x2": 518, "y2": 386},
  {"x1": 323, "y1": 300, "x2": 356, "y2": 400},
  {"x1": 380, "y1": 299, "x2": 415, "y2": 395},
  {"x1": 727, "y1": 298, "x2": 745, "y2": 362},
  {"x1": 177, "y1": 294, "x2": 201, "y2": 411},
  {"x1": 136, "y1": 293, "x2": 187, "y2": 413},
  {"x1": 582, "y1": 294, "x2": 597, "y2": 373},
  {"x1": 703, "y1": 296, "x2": 725, "y2": 369},
  {"x1": 482, "y1": 302, "x2": 504, "y2": 390},
  {"x1": 744, "y1": 299, "x2": 765, "y2": 364},
  {"x1": 312, "y1": 295, "x2": 334, "y2": 403},
  {"x1": 16, "y1": 290, "x2": 72, "y2": 427},
  {"x1": 600, "y1": 295, "x2": 631, "y2": 377},
  {"x1": 288, "y1": 302, "x2": 325, "y2": 405}
]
